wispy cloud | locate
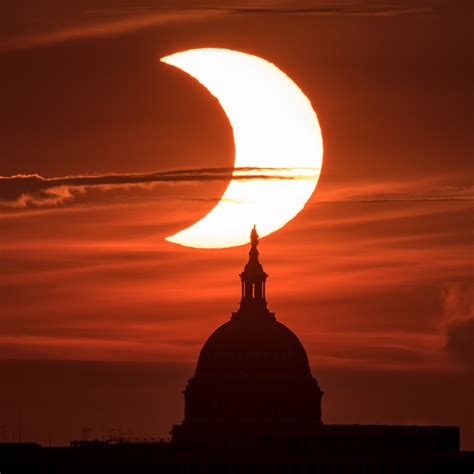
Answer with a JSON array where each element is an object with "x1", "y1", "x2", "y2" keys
[
  {"x1": 316, "y1": 178, "x2": 474, "y2": 204},
  {"x1": 1, "y1": 168, "x2": 472, "y2": 209},
  {"x1": 0, "y1": 167, "x2": 318, "y2": 208},
  {"x1": 0, "y1": 9, "x2": 224, "y2": 53},
  {"x1": 1, "y1": 168, "x2": 472, "y2": 210},
  {"x1": 0, "y1": 1, "x2": 436, "y2": 52},
  {"x1": 441, "y1": 283, "x2": 474, "y2": 370}
]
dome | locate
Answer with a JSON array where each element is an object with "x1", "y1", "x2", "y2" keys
[
  {"x1": 196, "y1": 316, "x2": 311, "y2": 376},
  {"x1": 171, "y1": 228, "x2": 323, "y2": 445}
]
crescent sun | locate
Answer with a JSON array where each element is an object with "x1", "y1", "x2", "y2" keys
[{"x1": 161, "y1": 48, "x2": 323, "y2": 249}]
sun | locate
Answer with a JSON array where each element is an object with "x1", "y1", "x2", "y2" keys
[{"x1": 161, "y1": 48, "x2": 323, "y2": 248}]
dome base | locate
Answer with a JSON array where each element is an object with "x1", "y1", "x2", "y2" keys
[{"x1": 171, "y1": 419, "x2": 324, "y2": 447}]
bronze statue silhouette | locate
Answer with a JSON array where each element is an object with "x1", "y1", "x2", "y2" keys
[{"x1": 250, "y1": 224, "x2": 259, "y2": 248}]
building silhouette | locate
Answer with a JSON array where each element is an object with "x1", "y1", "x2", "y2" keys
[
  {"x1": 1, "y1": 227, "x2": 472, "y2": 472},
  {"x1": 172, "y1": 226, "x2": 323, "y2": 446}
]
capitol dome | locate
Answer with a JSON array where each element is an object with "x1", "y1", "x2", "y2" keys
[
  {"x1": 196, "y1": 317, "x2": 311, "y2": 376},
  {"x1": 171, "y1": 227, "x2": 323, "y2": 445}
]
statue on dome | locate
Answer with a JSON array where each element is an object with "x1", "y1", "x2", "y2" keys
[{"x1": 250, "y1": 225, "x2": 259, "y2": 249}]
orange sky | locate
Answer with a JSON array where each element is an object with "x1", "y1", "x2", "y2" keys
[{"x1": 0, "y1": 0, "x2": 472, "y2": 448}]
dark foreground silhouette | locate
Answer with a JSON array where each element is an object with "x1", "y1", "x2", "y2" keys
[{"x1": 1, "y1": 228, "x2": 472, "y2": 472}]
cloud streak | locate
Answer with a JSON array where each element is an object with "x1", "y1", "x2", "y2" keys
[
  {"x1": 0, "y1": 9, "x2": 224, "y2": 53},
  {"x1": 0, "y1": 167, "x2": 317, "y2": 208},
  {"x1": 1, "y1": 167, "x2": 472, "y2": 209},
  {"x1": 0, "y1": 1, "x2": 435, "y2": 52}
]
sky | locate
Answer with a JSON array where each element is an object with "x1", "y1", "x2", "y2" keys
[{"x1": 0, "y1": 0, "x2": 473, "y2": 448}]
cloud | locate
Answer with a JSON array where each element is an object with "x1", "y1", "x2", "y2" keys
[
  {"x1": 229, "y1": 3, "x2": 434, "y2": 17},
  {"x1": 441, "y1": 284, "x2": 474, "y2": 369},
  {"x1": 0, "y1": 167, "x2": 316, "y2": 208},
  {"x1": 0, "y1": 9, "x2": 224, "y2": 53},
  {"x1": 1, "y1": 169, "x2": 472, "y2": 209},
  {"x1": 445, "y1": 318, "x2": 474, "y2": 369},
  {"x1": 318, "y1": 180, "x2": 474, "y2": 204},
  {"x1": 0, "y1": 2, "x2": 435, "y2": 52},
  {"x1": 441, "y1": 283, "x2": 474, "y2": 322}
]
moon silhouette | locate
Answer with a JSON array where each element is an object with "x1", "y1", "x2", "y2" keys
[{"x1": 161, "y1": 48, "x2": 323, "y2": 249}]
